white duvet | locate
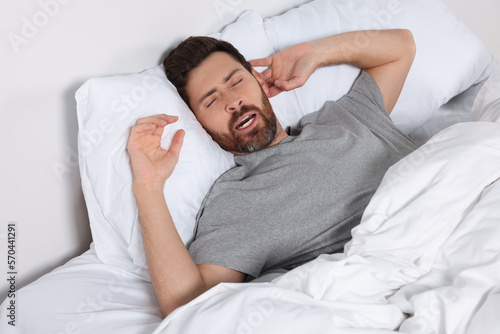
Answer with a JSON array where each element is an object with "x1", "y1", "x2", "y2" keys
[{"x1": 153, "y1": 76, "x2": 500, "y2": 333}]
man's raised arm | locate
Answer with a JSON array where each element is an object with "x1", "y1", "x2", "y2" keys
[
  {"x1": 127, "y1": 114, "x2": 245, "y2": 317},
  {"x1": 250, "y1": 29, "x2": 416, "y2": 114}
]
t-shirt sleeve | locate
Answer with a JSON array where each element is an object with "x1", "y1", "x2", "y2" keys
[
  {"x1": 292, "y1": 70, "x2": 391, "y2": 133},
  {"x1": 338, "y1": 70, "x2": 390, "y2": 120},
  {"x1": 334, "y1": 70, "x2": 416, "y2": 141},
  {"x1": 188, "y1": 205, "x2": 270, "y2": 278},
  {"x1": 338, "y1": 71, "x2": 419, "y2": 153},
  {"x1": 292, "y1": 69, "x2": 417, "y2": 152}
]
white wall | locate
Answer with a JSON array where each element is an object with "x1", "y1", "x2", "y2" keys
[
  {"x1": 442, "y1": 0, "x2": 500, "y2": 59},
  {"x1": 0, "y1": 0, "x2": 498, "y2": 299}
]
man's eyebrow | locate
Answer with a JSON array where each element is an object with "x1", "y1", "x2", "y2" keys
[
  {"x1": 223, "y1": 68, "x2": 242, "y2": 83},
  {"x1": 198, "y1": 68, "x2": 242, "y2": 105}
]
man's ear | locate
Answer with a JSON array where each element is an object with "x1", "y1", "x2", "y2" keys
[{"x1": 251, "y1": 68, "x2": 271, "y2": 98}]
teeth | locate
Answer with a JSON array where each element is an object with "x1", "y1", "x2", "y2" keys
[{"x1": 237, "y1": 115, "x2": 254, "y2": 130}]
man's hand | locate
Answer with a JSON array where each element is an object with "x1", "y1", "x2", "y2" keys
[
  {"x1": 251, "y1": 30, "x2": 416, "y2": 114},
  {"x1": 250, "y1": 42, "x2": 319, "y2": 97},
  {"x1": 127, "y1": 114, "x2": 184, "y2": 189}
]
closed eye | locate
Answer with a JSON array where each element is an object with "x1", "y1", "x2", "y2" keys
[
  {"x1": 233, "y1": 78, "x2": 243, "y2": 86},
  {"x1": 206, "y1": 98, "x2": 216, "y2": 108}
]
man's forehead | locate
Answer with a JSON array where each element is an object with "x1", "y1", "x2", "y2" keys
[
  {"x1": 191, "y1": 52, "x2": 243, "y2": 82},
  {"x1": 187, "y1": 52, "x2": 246, "y2": 101}
]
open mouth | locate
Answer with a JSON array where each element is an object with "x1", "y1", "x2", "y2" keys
[{"x1": 235, "y1": 113, "x2": 257, "y2": 131}]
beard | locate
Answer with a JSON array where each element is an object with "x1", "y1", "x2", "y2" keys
[{"x1": 206, "y1": 91, "x2": 278, "y2": 154}]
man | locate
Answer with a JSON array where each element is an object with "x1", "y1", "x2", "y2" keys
[{"x1": 126, "y1": 29, "x2": 417, "y2": 317}]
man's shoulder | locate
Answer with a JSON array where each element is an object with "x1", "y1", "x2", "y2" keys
[
  {"x1": 291, "y1": 99, "x2": 352, "y2": 133},
  {"x1": 337, "y1": 71, "x2": 388, "y2": 116},
  {"x1": 293, "y1": 72, "x2": 382, "y2": 130}
]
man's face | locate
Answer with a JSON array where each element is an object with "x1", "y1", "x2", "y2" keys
[{"x1": 185, "y1": 52, "x2": 278, "y2": 155}]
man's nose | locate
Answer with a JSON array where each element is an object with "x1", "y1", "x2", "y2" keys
[{"x1": 225, "y1": 91, "x2": 243, "y2": 113}]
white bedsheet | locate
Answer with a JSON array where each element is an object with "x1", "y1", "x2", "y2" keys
[
  {"x1": 2, "y1": 67, "x2": 500, "y2": 334},
  {"x1": 0, "y1": 244, "x2": 163, "y2": 334}
]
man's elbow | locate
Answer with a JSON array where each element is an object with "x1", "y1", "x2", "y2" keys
[
  {"x1": 157, "y1": 265, "x2": 245, "y2": 318},
  {"x1": 161, "y1": 303, "x2": 187, "y2": 318},
  {"x1": 159, "y1": 293, "x2": 200, "y2": 318},
  {"x1": 160, "y1": 304, "x2": 177, "y2": 319},
  {"x1": 400, "y1": 29, "x2": 416, "y2": 59},
  {"x1": 158, "y1": 282, "x2": 210, "y2": 318}
]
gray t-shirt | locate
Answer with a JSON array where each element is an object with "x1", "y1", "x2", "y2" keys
[{"x1": 188, "y1": 71, "x2": 418, "y2": 278}]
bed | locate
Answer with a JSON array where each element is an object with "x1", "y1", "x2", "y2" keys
[{"x1": 2, "y1": 0, "x2": 499, "y2": 333}]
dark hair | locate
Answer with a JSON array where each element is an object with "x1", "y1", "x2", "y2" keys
[{"x1": 163, "y1": 36, "x2": 252, "y2": 109}]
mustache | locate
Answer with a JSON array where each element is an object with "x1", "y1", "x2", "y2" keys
[{"x1": 230, "y1": 104, "x2": 261, "y2": 128}]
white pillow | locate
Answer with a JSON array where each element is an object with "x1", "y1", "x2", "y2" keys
[
  {"x1": 76, "y1": 66, "x2": 235, "y2": 270},
  {"x1": 471, "y1": 62, "x2": 500, "y2": 123},
  {"x1": 263, "y1": 0, "x2": 497, "y2": 133}
]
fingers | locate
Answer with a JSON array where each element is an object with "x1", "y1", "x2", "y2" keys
[
  {"x1": 268, "y1": 86, "x2": 284, "y2": 98},
  {"x1": 169, "y1": 129, "x2": 185, "y2": 158},
  {"x1": 260, "y1": 68, "x2": 274, "y2": 82},
  {"x1": 128, "y1": 123, "x2": 162, "y2": 139},
  {"x1": 134, "y1": 114, "x2": 180, "y2": 137},
  {"x1": 128, "y1": 113, "x2": 181, "y2": 148},
  {"x1": 275, "y1": 77, "x2": 305, "y2": 92},
  {"x1": 130, "y1": 123, "x2": 155, "y2": 136},
  {"x1": 127, "y1": 123, "x2": 153, "y2": 152},
  {"x1": 129, "y1": 115, "x2": 184, "y2": 144},
  {"x1": 249, "y1": 57, "x2": 273, "y2": 67},
  {"x1": 265, "y1": 76, "x2": 306, "y2": 98},
  {"x1": 136, "y1": 114, "x2": 179, "y2": 126}
]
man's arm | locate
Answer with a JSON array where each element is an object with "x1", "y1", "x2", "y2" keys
[
  {"x1": 127, "y1": 114, "x2": 245, "y2": 317},
  {"x1": 250, "y1": 29, "x2": 416, "y2": 114}
]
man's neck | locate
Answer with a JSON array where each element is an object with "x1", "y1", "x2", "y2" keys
[{"x1": 269, "y1": 126, "x2": 289, "y2": 148}]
